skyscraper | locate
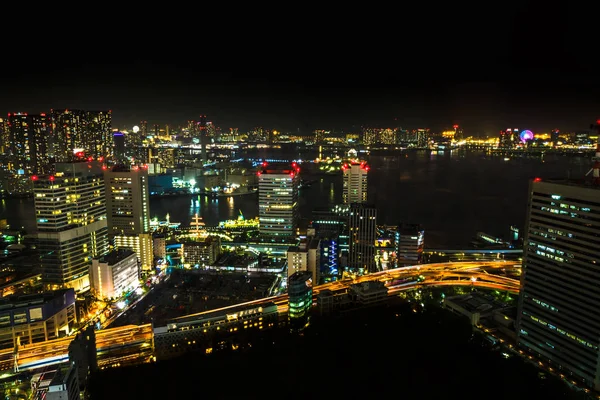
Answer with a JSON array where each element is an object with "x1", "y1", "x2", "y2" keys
[
  {"x1": 258, "y1": 163, "x2": 300, "y2": 240},
  {"x1": 34, "y1": 161, "x2": 109, "y2": 291},
  {"x1": 104, "y1": 165, "x2": 150, "y2": 237},
  {"x1": 516, "y1": 178, "x2": 600, "y2": 390},
  {"x1": 348, "y1": 203, "x2": 377, "y2": 273},
  {"x1": 342, "y1": 162, "x2": 368, "y2": 204}
]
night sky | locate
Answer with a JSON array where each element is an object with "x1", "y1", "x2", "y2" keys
[{"x1": 2, "y1": 3, "x2": 598, "y2": 135}]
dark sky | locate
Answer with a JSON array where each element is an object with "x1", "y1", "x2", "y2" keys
[{"x1": 2, "y1": 3, "x2": 598, "y2": 135}]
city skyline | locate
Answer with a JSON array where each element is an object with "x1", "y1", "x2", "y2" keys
[{"x1": 2, "y1": 4, "x2": 598, "y2": 136}]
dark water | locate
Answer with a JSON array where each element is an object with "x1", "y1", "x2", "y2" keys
[{"x1": 0, "y1": 150, "x2": 588, "y2": 248}]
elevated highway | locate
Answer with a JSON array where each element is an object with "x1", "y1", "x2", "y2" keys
[{"x1": 0, "y1": 261, "x2": 520, "y2": 373}]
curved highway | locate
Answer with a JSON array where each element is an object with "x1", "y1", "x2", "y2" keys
[{"x1": 0, "y1": 260, "x2": 520, "y2": 373}]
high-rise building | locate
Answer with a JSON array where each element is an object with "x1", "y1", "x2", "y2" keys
[
  {"x1": 258, "y1": 163, "x2": 300, "y2": 240},
  {"x1": 34, "y1": 161, "x2": 109, "y2": 291},
  {"x1": 6, "y1": 112, "x2": 51, "y2": 175},
  {"x1": 7, "y1": 112, "x2": 33, "y2": 174},
  {"x1": 395, "y1": 223, "x2": 425, "y2": 266},
  {"x1": 87, "y1": 111, "x2": 112, "y2": 159},
  {"x1": 51, "y1": 109, "x2": 111, "y2": 161},
  {"x1": 348, "y1": 203, "x2": 377, "y2": 273},
  {"x1": 30, "y1": 113, "x2": 51, "y2": 174},
  {"x1": 288, "y1": 271, "x2": 313, "y2": 332},
  {"x1": 342, "y1": 162, "x2": 369, "y2": 204},
  {"x1": 517, "y1": 179, "x2": 600, "y2": 390},
  {"x1": 104, "y1": 165, "x2": 150, "y2": 237}
]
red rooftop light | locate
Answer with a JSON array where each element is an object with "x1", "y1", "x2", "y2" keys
[
  {"x1": 533, "y1": 177, "x2": 542, "y2": 182},
  {"x1": 49, "y1": 176, "x2": 55, "y2": 181},
  {"x1": 31, "y1": 175, "x2": 38, "y2": 181}
]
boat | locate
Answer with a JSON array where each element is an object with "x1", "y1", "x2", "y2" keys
[{"x1": 218, "y1": 210, "x2": 259, "y2": 230}]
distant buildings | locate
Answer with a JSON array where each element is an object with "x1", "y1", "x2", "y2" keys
[
  {"x1": 395, "y1": 223, "x2": 425, "y2": 267},
  {"x1": 342, "y1": 162, "x2": 368, "y2": 204},
  {"x1": 90, "y1": 249, "x2": 139, "y2": 300},
  {"x1": 51, "y1": 109, "x2": 112, "y2": 162},
  {"x1": 348, "y1": 203, "x2": 377, "y2": 273},
  {"x1": 258, "y1": 163, "x2": 300, "y2": 240},
  {"x1": 6, "y1": 112, "x2": 51, "y2": 175},
  {"x1": 517, "y1": 179, "x2": 600, "y2": 390},
  {"x1": 34, "y1": 161, "x2": 109, "y2": 291},
  {"x1": 288, "y1": 271, "x2": 313, "y2": 332}
]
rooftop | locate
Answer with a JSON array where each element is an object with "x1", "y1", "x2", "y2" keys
[
  {"x1": 0, "y1": 288, "x2": 73, "y2": 311},
  {"x1": 289, "y1": 271, "x2": 313, "y2": 283},
  {"x1": 538, "y1": 178, "x2": 600, "y2": 191},
  {"x1": 99, "y1": 249, "x2": 136, "y2": 265}
]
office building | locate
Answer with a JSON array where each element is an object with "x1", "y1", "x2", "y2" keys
[
  {"x1": 90, "y1": 249, "x2": 139, "y2": 300},
  {"x1": 395, "y1": 223, "x2": 425, "y2": 266},
  {"x1": 342, "y1": 162, "x2": 368, "y2": 204},
  {"x1": 258, "y1": 163, "x2": 300, "y2": 240},
  {"x1": 104, "y1": 165, "x2": 150, "y2": 237},
  {"x1": 114, "y1": 233, "x2": 154, "y2": 271},
  {"x1": 288, "y1": 271, "x2": 313, "y2": 332},
  {"x1": 34, "y1": 162, "x2": 109, "y2": 291},
  {"x1": 517, "y1": 179, "x2": 600, "y2": 390},
  {"x1": 287, "y1": 238, "x2": 320, "y2": 285},
  {"x1": 0, "y1": 289, "x2": 76, "y2": 349},
  {"x1": 348, "y1": 203, "x2": 377, "y2": 273}
]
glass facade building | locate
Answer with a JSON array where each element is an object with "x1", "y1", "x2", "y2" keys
[
  {"x1": 517, "y1": 179, "x2": 600, "y2": 389},
  {"x1": 288, "y1": 271, "x2": 313, "y2": 332}
]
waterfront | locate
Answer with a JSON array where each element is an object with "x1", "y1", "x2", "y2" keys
[{"x1": 0, "y1": 150, "x2": 589, "y2": 248}]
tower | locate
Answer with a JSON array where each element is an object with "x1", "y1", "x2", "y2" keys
[
  {"x1": 258, "y1": 162, "x2": 300, "y2": 240},
  {"x1": 342, "y1": 162, "x2": 369, "y2": 204}
]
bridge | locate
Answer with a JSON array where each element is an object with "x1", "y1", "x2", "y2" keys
[{"x1": 0, "y1": 261, "x2": 520, "y2": 373}]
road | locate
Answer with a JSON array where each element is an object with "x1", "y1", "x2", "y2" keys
[{"x1": 0, "y1": 261, "x2": 520, "y2": 373}]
